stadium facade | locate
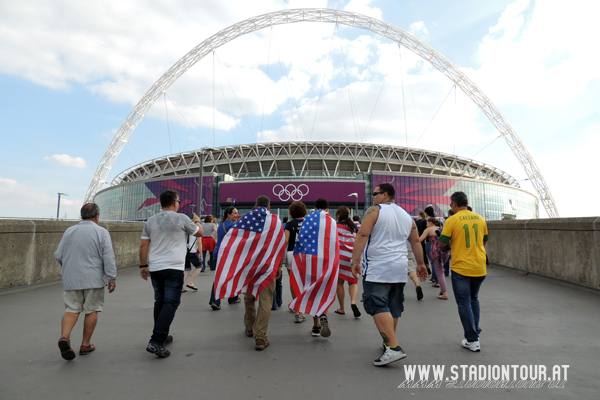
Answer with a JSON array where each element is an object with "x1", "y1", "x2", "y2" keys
[{"x1": 94, "y1": 141, "x2": 539, "y2": 221}]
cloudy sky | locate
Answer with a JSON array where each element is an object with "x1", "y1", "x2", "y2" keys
[{"x1": 1, "y1": 0, "x2": 598, "y2": 219}]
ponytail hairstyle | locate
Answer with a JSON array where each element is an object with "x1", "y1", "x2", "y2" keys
[
  {"x1": 222, "y1": 206, "x2": 236, "y2": 223},
  {"x1": 335, "y1": 206, "x2": 356, "y2": 232},
  {"x1": 427, "y1": 217, "x2": 442, "y2": 227}
]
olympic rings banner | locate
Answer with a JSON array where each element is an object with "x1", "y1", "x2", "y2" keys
[{"x1": 219, "y1": 181, "x2": 365, "y2": 204}]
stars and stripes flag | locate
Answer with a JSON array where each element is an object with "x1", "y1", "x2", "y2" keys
[
  {"x1": 215, "y1": 206, "x2": 286, "y2": 299},
  {"x1": 289, "y1": 210, "x2": 340, "y2": 316},
  {"x1": 337, "y1": 222, "x2": 359, "y2": 284}
]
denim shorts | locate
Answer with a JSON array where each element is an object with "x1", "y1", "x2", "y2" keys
[
  {"x1": 362, "y1": 279, "x2": 406, "y2": 318},
  {"x1": 185, "y1": 252, "x2": 201, "y2": 271}
]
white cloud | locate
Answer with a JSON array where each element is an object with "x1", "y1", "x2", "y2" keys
[
  {"x1": 344, "y1": 0, "x2": 383, "y2": 20},
  {"x1": 472, "y1": 0, "x2": 600, "y2": 107},
  {"x1": 0, "y1": 178, "x2": 81, "y2": 219},
  {"x1": 2, "y1": 0, "x2": 595, "y2": 219},
  {"x1": 409, "y1": 21, "x2": 429, "y2": 37},
  {"x1": 43, "y1": 154, "x2": 87, "y2": 168},
  {"x1": 0, "y1": 0, "x2": 289, "y2": 94},
  {"x1": 529, "y1": 127, "x2": 600, "y2": 218}
]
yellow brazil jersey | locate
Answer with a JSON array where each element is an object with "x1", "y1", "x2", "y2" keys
[{"x1": 439, "y1": 210, "x2": 488, "y2": 277}]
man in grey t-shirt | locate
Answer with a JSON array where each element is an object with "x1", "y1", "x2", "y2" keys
[
  {"x1": 54, "y1": 203, "x2": 117, "y2": 361},
  {"x1": 139, "y1": 189, "x2": 202, "y2": 358}
]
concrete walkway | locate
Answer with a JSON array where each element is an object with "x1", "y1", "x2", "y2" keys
[{"x1": 0, "y1": 264, "x2": 598, "y2": 400}]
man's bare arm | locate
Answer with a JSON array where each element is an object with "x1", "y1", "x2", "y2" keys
[
  {"x1": 407, "y1": 221, "x2": 427, "y2": 281},
  {"x1": 351, "y1": 206, "x2": 379, "y2": 278},
  {"x1": 192, "y1": 213, "x2": 203, "y2": 237},
  {"x1": 139, "y1": 239, "x2": 151, "y2": 280}
]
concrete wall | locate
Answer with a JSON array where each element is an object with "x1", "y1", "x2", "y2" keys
[
  {"x1": 0, "y1": 219, "x2": 144, "y2": 290},
  {"x1": 2, "y1": 218, "x2": 600, "y2": 291},
  {"x1": 486, "y1": 217, "x2": 600, "y2": 290}
]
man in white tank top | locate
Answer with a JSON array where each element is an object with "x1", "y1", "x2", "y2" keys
[{"x1": 351, "y1": 183, "x2": 427, "y2": 366}]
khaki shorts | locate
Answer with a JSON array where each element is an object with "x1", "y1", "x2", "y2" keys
[
  {"x1": 407, "y1": 250, "x2": 416, "y2": 273},
  {"x1": 63, "y1": 288, "x2": 105, "y2": 314}
]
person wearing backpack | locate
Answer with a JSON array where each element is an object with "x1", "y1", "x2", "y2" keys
[{"x1": 182, "y1": 233, "x2": 203, "y2": 292}]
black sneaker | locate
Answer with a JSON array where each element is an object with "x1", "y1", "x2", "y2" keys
[
  {"x1": 416, "y1": 286, "x2": 423, "y2": 300},
  {"x1": 311, "y1": 326, "x2": 321, "y2": 337},
  {"x1": 165, "y1": 335, "x2": 173, "y2": 345},
  {"x1": 146, "y1": 341, "x2": 170, "y2": 358},
  {"x1": 319, "y1": 315, "x2": 331, "y2": 337}
]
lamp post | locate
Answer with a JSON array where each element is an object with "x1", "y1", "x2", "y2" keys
[
  {"x1": 198, "y1": 148, "x2": 204, "y2": 217},
  {"x1": 348, "y1": 193, "x2": 358, "y2": 217},
  {"x1": 57, "y1": 192, "x2": 69, "y2": 219}
]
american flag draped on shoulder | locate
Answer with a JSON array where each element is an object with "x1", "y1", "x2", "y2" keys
[
  {"x1": 337, "y1": 222, "x2": 359, "y2": 284},
  {"x1": 289, "y1": 210, "x2": 340, "y2": 316},
  {"x1": 215, "y1": 206, "x2": 286, "y2": 299}
]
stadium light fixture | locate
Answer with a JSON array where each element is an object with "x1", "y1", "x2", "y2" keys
[{"x1": 57, "y1": 193, "x2": 69, "y2": 219}]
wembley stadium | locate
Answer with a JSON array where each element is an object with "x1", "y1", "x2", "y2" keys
[{"x1": 93, "y1": 141, "x2": 539, "y2": 221}]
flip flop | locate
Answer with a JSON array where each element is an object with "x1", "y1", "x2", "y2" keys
[
  {"x1": 186, "y1": 284, "x2": 198, "y2": 291},
  {"x1": 351, "y1": 304, "x2": 361, "y2": 318},
  {"x1": 182, "y1": 288, "x2": 188, "y2": 293},
  {"x1": 334, "y1": 309, "x2": 345, "y2": 315},
  {"x1": 58, "y1": 338, "x2": 76, "y2": 361}
]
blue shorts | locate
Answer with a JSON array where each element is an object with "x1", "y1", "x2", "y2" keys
[{"x1": 362, "y1": 279, "x2": 406, "y2": 318}]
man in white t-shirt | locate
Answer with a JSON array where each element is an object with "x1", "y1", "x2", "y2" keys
[
  {"x1": 139, "y1": 189, "x2": 203, "y2": 358},
  {"x1": 351, "y1": 183, "x2": 427, "y2": 366}
]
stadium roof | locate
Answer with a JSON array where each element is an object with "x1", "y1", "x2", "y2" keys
[{"x1": 112, "y1": 141, "x2": 519, "y2": 187}]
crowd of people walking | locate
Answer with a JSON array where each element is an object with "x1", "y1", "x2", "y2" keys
[{"x1": 54, "y1": 187, "x2": 488, "y2": 367}]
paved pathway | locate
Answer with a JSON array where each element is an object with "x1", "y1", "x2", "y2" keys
[{"x1": 1, "y1": 264, "x2": 598, "y2": 400}]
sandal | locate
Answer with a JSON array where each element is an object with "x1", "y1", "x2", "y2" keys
[
  {"x1": 182, "y1": 288, "x2": 188, "y2": 293},
  {"x1": 186, "y1": 284, "x2": 198, "y2": 291},
  {"x1": 432, "y1": 283, "x2": 440, "y2": 288},
  {"x1": 334, "y1": 309, "x2": 345, "y2": 315},
  {"x1": 79, "y1": 344, "x2": 96, "y2": 355}
]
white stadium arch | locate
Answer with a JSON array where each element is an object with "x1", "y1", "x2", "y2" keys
[{"x1": 85, "y1": 8, "x2": 559, "y2": 217}]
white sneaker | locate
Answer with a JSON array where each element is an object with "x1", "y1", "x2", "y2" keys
[
  {"x1": 461, "y1": 339, "x2": 481, "y2": 352},
  {"x1": 374, "y1": 346, "x2": 407, "y2": 366}
]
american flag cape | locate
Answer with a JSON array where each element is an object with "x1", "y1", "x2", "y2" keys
[
  {"x1": 214, "y1": 207, "x2": 286, "y2": 299},
  {"x1": 289, "y1": 210, "x2": 340, "y2": 316},
  {"x1": 337, "y1": 222, "x2": 359, "y2": 284}
]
